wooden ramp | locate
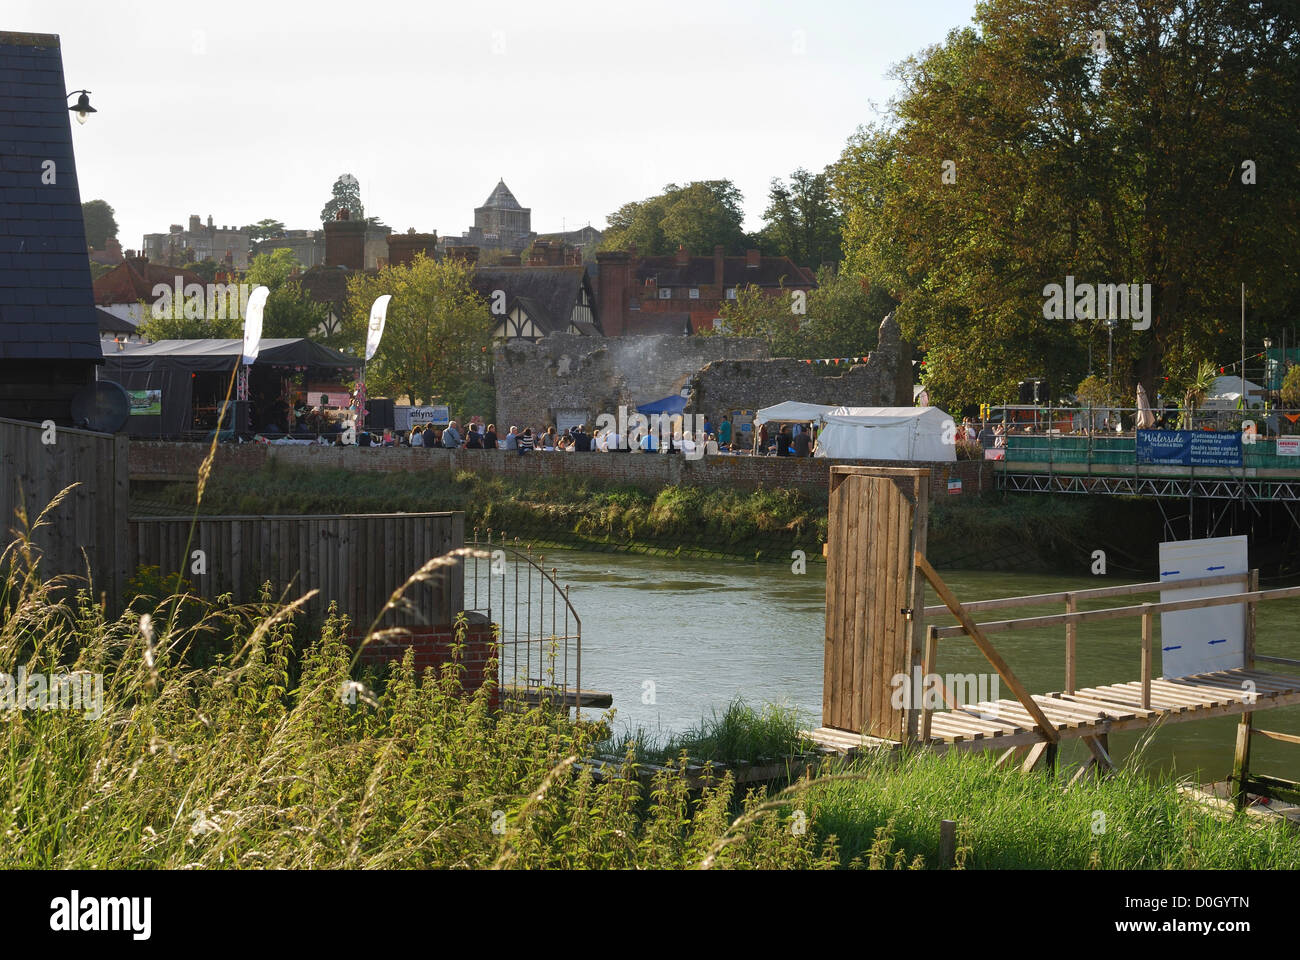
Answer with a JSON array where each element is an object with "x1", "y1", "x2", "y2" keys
[
  {"x1": 918, "y1": 668, "x2": 1300, "y2": 748},
  {"x1": 808, "y1": 467, "x2": 1300, "y2": 803}
]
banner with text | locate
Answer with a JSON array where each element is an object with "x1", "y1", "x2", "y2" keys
[{"x1": 1136, "y1": 430, "x2": 1242, "y2": 467}]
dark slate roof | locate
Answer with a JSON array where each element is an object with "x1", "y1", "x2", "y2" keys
[
  {"x1": 96, "y1": 307, "x2": 136, "y2": 334},
  {"x1": 635, "y1": 254, "x2": 816, "y2": 288},
  {"x1": 298, "y1": 264, "x2": 355, "y2": 306},
  {"x1": 473, "y1": 265, "x2": 597, "y2": 336},
  {"x1": 479, "y1": 179, "x2": 525, "y2": 211},
  {"x1": 623, "y1": 312, "x2": 692, "y2": 336},
  {"x1": 0, "y1": 32, "x2": 102, "y2": 361}
]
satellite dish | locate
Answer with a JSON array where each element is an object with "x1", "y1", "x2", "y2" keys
[{"x1": 70, "y1": 380, "x2": 131, "y2": 433}]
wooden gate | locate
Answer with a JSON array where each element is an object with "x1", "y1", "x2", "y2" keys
[{"x1": 823, "y1": 467, "x2": 929, "y2": 740}]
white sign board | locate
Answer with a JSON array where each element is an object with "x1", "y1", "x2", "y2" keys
[
  {"x1": 1277, "y1": 436, "x2": 1300, "y2": 456},
  {"x1": 1158, "y1": 535, "x2": 1248, "y2": 678},
  {"x1": 396, "y1": 405, "x2": 450, "y2": 430}
]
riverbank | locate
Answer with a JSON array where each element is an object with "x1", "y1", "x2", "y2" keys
[{"x1": 138, "y1": 461, "x2": 1164, "y2": 573}]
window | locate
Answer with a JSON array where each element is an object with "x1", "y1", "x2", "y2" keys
[
  {"x1": 629, "y1": 297, "x2": 640, "y2": 311},
  {"x1": 689, "y1": 288, "x2": 700, "y2": 299},
  {"x1": 659, "y1": 288, "x2": 672, "y2": 299},
  {"x1": 712, "y1": 318, "x2": 726, "y2": 332},
  {"x1": 726, "y1": 288, "x2": 737, "y2": 300}
]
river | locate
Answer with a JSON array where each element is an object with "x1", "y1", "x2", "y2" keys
[{"x1": 528, "y1": 548, "x2": 1300, "y2": 781}]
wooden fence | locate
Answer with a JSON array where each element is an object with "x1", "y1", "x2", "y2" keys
[
  {"x1": 0, "y1": 417, "x2": 130, "y2": 608},
  {"x1": 127, "y1": 512, "x2": 465, "y2": 633}
]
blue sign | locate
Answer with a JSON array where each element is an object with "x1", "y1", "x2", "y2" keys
[{"x1": 1136, "y1": 430, "x2": 1241, "y2": 467}]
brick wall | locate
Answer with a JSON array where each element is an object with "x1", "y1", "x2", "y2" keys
[
  {"x1": 352, "y1": 617, "x2": 499, "y2": 708},
  {"x1": 129, "y1": 440, "x2": 995, "y2": 496}
]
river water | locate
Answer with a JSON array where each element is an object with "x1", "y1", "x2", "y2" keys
[{"x1": 534, "y1": 548, "x2": 1300, "y2": 781}]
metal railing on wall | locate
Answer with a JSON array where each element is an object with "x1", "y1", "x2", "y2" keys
[{"x1": 463, "y1": 529, "x2": 582, "y2": 712}]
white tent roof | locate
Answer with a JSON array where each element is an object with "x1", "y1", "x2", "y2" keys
[
  {"x1": 753, "y1": 401, "x2": 839, "y2": 426},
  {"x1": 813, "y1": 406, "x2": 956, "y2": 462},
  {"x1": 1205, "y1": 375, "x2": 1265, "y2": 406}
]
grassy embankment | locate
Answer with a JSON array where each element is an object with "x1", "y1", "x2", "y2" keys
[
  {"x1": 2, "y1": 500, "x2": 1292, "y2": 869},
  {"x1": 140, "y1": 460, "x2": 1159, "y2": 571}
]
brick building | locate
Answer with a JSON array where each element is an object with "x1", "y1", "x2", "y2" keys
[{"x1": 594, "y1": 245, "x2": 817, "y2": 336}]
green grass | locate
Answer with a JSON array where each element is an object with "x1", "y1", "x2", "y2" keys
[
  {"x1": 5, "y1": 494, "x2": 1291, "y2": 869},
  {"x1": 596, "y1": 699, "x2": 807, "y2": 765},
  {"x1": 798, "y1": 747, "x2": 1300, "y2": 869},
  {"x1": 139, "y1": 462, "x2": 1152, "y2": 570}
]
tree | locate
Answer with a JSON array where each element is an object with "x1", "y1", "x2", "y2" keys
[
  {"x1": 343, "y1": 254, "x2": 490, "y2": 406},
  {"x1": 759, "y1": 167, "x2": 843, "y2": 267},
  {"x1": 246, "y1": 249, "x2": 329, "y2": 341},
  {"x1": 797, "y1": 265, "x2": 893, "y2": 360},
  {"x1": 836, "y1": 0, "x2": 1300, "y2": 409},
  {"x1": 183, "y1": 259, "x2": 220, "y2": 283},
  {"x1": 1282, "y1": 366, "x2": 1300, "y2": 408},
  {"x1": 600, "y1": 181, "x2": 746, "y2": 255},
  {"x1": 242, "y1": 219, "x2": 286, "y2": 242},
  {"x1": 82, "y1": 199, "x2": 118, "y2": 250},
  {"x1": 715, "y1": 283, "x2": 798, "y2": 354},
  {"x1": 320, "y1": 174, "x2": 364, "y2": 224}
]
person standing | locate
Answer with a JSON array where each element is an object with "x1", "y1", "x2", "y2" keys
[
  {"x1": 718, "y1": 416, "x2": 732, "y2": 451},
  {"x1": 519, "y1": 427, "x2": 534, "y2": 455},
  {"x1": 793, "y1": 427, "x2": 812, "y2": 458},
  {"x1": 484, "y1": 423, "x2": 499, "y2": 450},
  {"x1": 504, "y1": 426, "x2": 518, "y2": 451},
  {"x1": 442, "y1": 420, "x2": 462, "y2": 448},
  {"x1": 410, "y1": 425, "x2": 424, "y2": 447},
  {"x1": 574, "y1": 426, "x2": 591, "y2": 452}
]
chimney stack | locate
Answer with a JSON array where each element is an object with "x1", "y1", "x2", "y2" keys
[
  {"x1": 746, "y1": 249, "x2": 760, "y2": 270},
  {"x1": 189, "y1": 215, "x2": 201, "y2": 233},
  {"x1": 387, "y1": 231, "x2": 440, "y2": 267},
  {"x1": 675, "y1": 244, "x2": 690, "y2": 267},
  {"x1": 324, "y1": 209, "x2": 367, "y2": 270},
  {"x1": 447, "y1": 245, "x2": 480, "y2": 265},
  {"x1": 595, "y1": 250, "x2": 633, "y2": 336},
  {"x1": 714, "y1": 245, "x2": 725, "y2": 288}
]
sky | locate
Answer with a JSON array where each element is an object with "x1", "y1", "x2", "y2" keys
[{"x1": 12, "y1": 0, "x2": 980, "y2": 253}]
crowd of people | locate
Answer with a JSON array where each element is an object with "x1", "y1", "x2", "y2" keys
[{"x1": 390, "y1": 415, "x2": 736, "y2": 456}]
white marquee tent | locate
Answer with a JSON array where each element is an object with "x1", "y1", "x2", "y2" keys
[{"x1": 753, "y1": 402, "x2": 956, "y2": 461}]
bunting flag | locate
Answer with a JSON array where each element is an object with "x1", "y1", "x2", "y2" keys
[{"x1": 801, "y1": 355, "x2": 872, "y2": 365}]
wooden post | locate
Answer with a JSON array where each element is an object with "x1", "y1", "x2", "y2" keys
[
  {"x1": 938, "y1": 819, "x2": 956, "y2": 869},
  {"x1": 914, "y1": 552, "x2": 1059, "y2": 743},
  {"x1": 920, "y1": 625, "x2": 938, "y2": 743},
  {"x1": 1245, "y1": 569, "x2": 1258, "y2": 670},
  {"x1": 1065, "y1": 593, "x2": 1077, "y2": 695},
  {"x1": 1140, "y1": 605, "x2": 1153, "y2": 710},
  {"x1": 1232, "y1": 715, "x2": 1253, "y2": 812}
]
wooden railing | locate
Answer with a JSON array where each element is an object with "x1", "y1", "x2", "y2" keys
[{"x1": 915, "y1": 561, "x2": 1300, "y2": 739}]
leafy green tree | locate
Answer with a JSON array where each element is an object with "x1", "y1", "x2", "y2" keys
[
  {"x1": 601, "y1": 181, "x2": 746, "y2": 255},
  {"x1": 796, "y1": 266, "x2": 894, "y2": 360},
  {"x1": 82, "y1": 199, "x2": 118, "y2": 250},
  {"x1": 759, "y1": 167, "x2": 842, "y2": 267},
  {"x1": 246, "y1": 249, "x2": 329, "y2": 341},
  {"x1": 837, "y1": 0, "x2": 1300, "y2": 409},
  {"x1": 321, "y1": 173, "x2": 364, "y2": 224},
  {"x1": 1281, "y1": 366, "x2": 1300, "y2": 407},
  {"x1": 715, "y1": 283, "x2": 798, "y2": 354},
  {"x1": 242, "y1": 219, "x2": 286, "y2": 242},
  {"x1": 182, "y1": 258, "x2": 220, "y2": 283},
  {"x1": 344, "y1": 254, "x2": 490, "y2": 405}
]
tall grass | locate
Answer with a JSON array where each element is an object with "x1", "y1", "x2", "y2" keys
[
  {"x1": 2, "y1": 498, "x2": 1292, "y2": 869},
  {"x1": 596, "y1": 700, "x2": 807, "y2": 765}
]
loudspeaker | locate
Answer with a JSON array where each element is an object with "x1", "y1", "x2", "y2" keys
[
  {"x1": 367, "y1": 397, "x2": 395, "y2": 430},
  {"x1": 1034, "y1": 380, "x2": 1051, "y2": 404},
  {"x1": 1018, "y1": 380, "x2": 1034, "y2": 404}
]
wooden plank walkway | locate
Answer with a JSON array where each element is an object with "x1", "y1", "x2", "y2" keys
[
  {"x1": 807, "y1": 668, "x2": 1300, "y2": 754},
  {"x1": 502, "y1": 685, "x2": 613, "y2": 708}
]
